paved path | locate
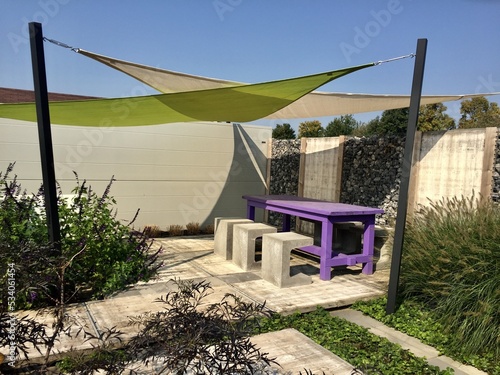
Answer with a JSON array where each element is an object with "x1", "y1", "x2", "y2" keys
[{"x1": 2, "y1": 236, "x2": 488, "y2": 374}]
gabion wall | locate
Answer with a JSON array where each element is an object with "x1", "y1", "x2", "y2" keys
[
  {"x1": 340, "y1": 135, "x2": 405, "y2": 225},
  {"x1": 492, "y1": 128, "x2": 500, "y2": 204},
  {"x1": 268, "y1": 139, "x2": 301, "y2": 228},
  {"x1": 268, "y1": 129, "x2": 500, "y2": 227}
]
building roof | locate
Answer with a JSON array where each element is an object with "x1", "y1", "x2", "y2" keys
[{"x1": 0, "y1": 87, "x2": 98, "y2": 103}]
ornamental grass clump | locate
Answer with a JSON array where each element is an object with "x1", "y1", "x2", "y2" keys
[
  {"x1": 168, "y1": 224, "x2": 184, "y2": 236},
  {"x1": 186, "y1": 221, "x2": 201, "y2": 235},
  {"x1": 401, "y1": 196, "x2": 500, "y2": 359}
]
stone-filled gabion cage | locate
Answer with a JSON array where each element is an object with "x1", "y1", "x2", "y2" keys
[
  {"x1": 340, "y1": 135, "x2": 405, "y2": 226},
  {"x1": 268, "y1": 139, "x2": 301, "y2": 229}
]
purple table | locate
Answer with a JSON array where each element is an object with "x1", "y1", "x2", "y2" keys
[{"x1": 243, "y1": 195, "x2": 384, "y2": 280}]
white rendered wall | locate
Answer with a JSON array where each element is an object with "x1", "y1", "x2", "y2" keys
[{"x1": 0, "y1": 119, "x2": 270, "y2": 229}]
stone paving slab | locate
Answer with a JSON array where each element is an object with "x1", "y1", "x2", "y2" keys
[
  {"x1": 153, "y1": 236, "x2": 389, "y2": 315},
  {"x1": 121, "y1": 328, "x2": 355, "y2": 375},
  {"x1": 86, "y1": 277, "x2": 245, "y2": 339},
  {"x1": 157, "y1": 235, "x2": 216, "y2": 252},
  {"x1": 251, "y1": 328, "x2": 356, "y2": 375},
  {"x1": 146, "y1": 249, "x2": 213, "y2": 282},
  {"x1": 234, "y1": 274, "x2": 386, "y2": 315},
  {"x1": 6, "y1": 304, "x2": 96, "y2": 364}
]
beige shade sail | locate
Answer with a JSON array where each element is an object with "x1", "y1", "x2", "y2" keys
[
  {"x1": 77, "y1": 49, "x2": 500, "y2": 118},
  {"x1": 0, "y1": 63, "x2": 373, "y2": 126}
]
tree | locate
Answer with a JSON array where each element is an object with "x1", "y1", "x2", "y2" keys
[
  {"x1": 458, "y1": 96, "x2": 500, "y2": 129},
  {"x1": 354, "y1": 104, "x2": 455, "y2": 136},
  {"x1": 350, "y1": 109, "x2": 408, "y2": 136},
  {"x1": 272, "y1": 123, "x2": 296, "y2": 139},
  {"x1": 324, "y1": 114, "x2": 358, "y2": 137},
  {"x1": 418, "y1": 103, "x2": 455, "y2": 131},
  {"x1": 351, "y1": 117, "x2": 380, "y2": 137},
  {"x1": 379, "y1": 108, "x2": 409, "y2": 135},
  {"x1": 298, "y1": 120, "x2": 323, "y2": 138}
]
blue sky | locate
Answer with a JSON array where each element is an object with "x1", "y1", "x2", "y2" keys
[{"x1": 1, "y1": 0, "x2": 499, "y2": 130}]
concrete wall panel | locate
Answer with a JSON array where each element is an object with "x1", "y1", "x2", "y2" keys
[
  {"x1": 301, "y1": 137, "x2": 342, "y2": 202},
  {"x1": 415, "y1": 128, "x2": 486, "y2": 207}
]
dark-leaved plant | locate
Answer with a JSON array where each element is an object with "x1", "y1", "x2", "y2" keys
[{"x1": 126, "y1": 279, "x2": 276, "y2": 374}]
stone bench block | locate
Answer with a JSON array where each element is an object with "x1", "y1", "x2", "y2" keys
[
  {"x1": 334, "y1": 222, "x2": 361, "y2": 254},
  {"x1": 374, "y1": 228, "x2": 394, "y2": 270},
  {"x1": 335, "y1": 222, "x2": 391, "y2": 253},
  {"x1": 232, "y1": 223, "x2": 277, "y2": 271},
  {"x1": 214, "y1": 216, "x2": 248, "y2": 232},
  {"x1": 213, "y1": 218, "x2": 253, "y2": 260},
  {"x1": 261, "y1": 232, "x2": 314, "y2": 288}
]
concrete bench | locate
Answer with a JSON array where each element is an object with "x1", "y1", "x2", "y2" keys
[
  {"x1": 335, "y1": 222, "x2": 393, "y2": 269},
  {"x1": 232, "y1": 223, "x2": 277, "y2": 271},
  {"x1": 335, "y1": 222, "x2": 389, "y2": 248},
  {"x1": 261, "y1": 232, "x2": 314, "y2": 288},
  {"x1": 214, "y1": 218, "x2": 253, "y2": 260},
  {"x1": 334, "y1": 222, "x2": 361, "y2": 254}
]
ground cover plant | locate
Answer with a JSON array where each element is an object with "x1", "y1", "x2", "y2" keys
[
  {"x1": 257, "y1": 307, "x2": 452, "y2": 375},
  {"x1": 352, "y1": 297, "x2": 499, "y2": 375}
]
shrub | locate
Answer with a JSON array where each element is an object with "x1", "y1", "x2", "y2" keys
[
  {"x1": 401, "y1": 196, "x2": 500, "y2": 359},
  {"x1": 0, "y1": 164, "x2": 162, "y2": 307},
  {"x1": 0, "y1": 163, "x2": 47, "y2": 247},
  {"x1": 0, "y1": 271, "x2": 48, "y2": 364},
  {"x1": 126, "y1": 279, "x2": 276, "y2": 374},
  {"x1": 0, "y1": 164, "x2": 164, "y2": 370},
  {"x1": 56, "y1": 175, "x2": 162, "y2": 299}
]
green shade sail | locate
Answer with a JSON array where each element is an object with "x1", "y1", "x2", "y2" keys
[{"x1": 0, "y1": 63, "x2": 373, "y2": 127}]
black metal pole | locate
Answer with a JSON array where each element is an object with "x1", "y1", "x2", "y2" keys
[
  {"x1": 386, "y1": 38, "x2": 427, "y2": 314},
  {"x1": 29, "y1": 22, "x2": 61, "y2": 253}
]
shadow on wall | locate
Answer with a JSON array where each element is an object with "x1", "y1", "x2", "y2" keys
[{"x1": 201, "y1": 123, "x2": 268, "y2": 228}]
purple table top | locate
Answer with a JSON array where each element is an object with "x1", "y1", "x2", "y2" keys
[{"x1": 243, "y1": 195, "x2": 384, "y2": 216}]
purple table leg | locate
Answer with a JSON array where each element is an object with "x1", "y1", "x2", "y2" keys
[
  {"x1": 247, "y1": 204, "x2": 255, "y2": 221},
  {"x1": 361, "y1": 216, "x2": 375, "y2": 274},
  {"x1": 282, "y1": 214, "x2": 291, "y2": 232},
  {"x1": 319, "y1": 219, "x2": 334, "y2": 280}
]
